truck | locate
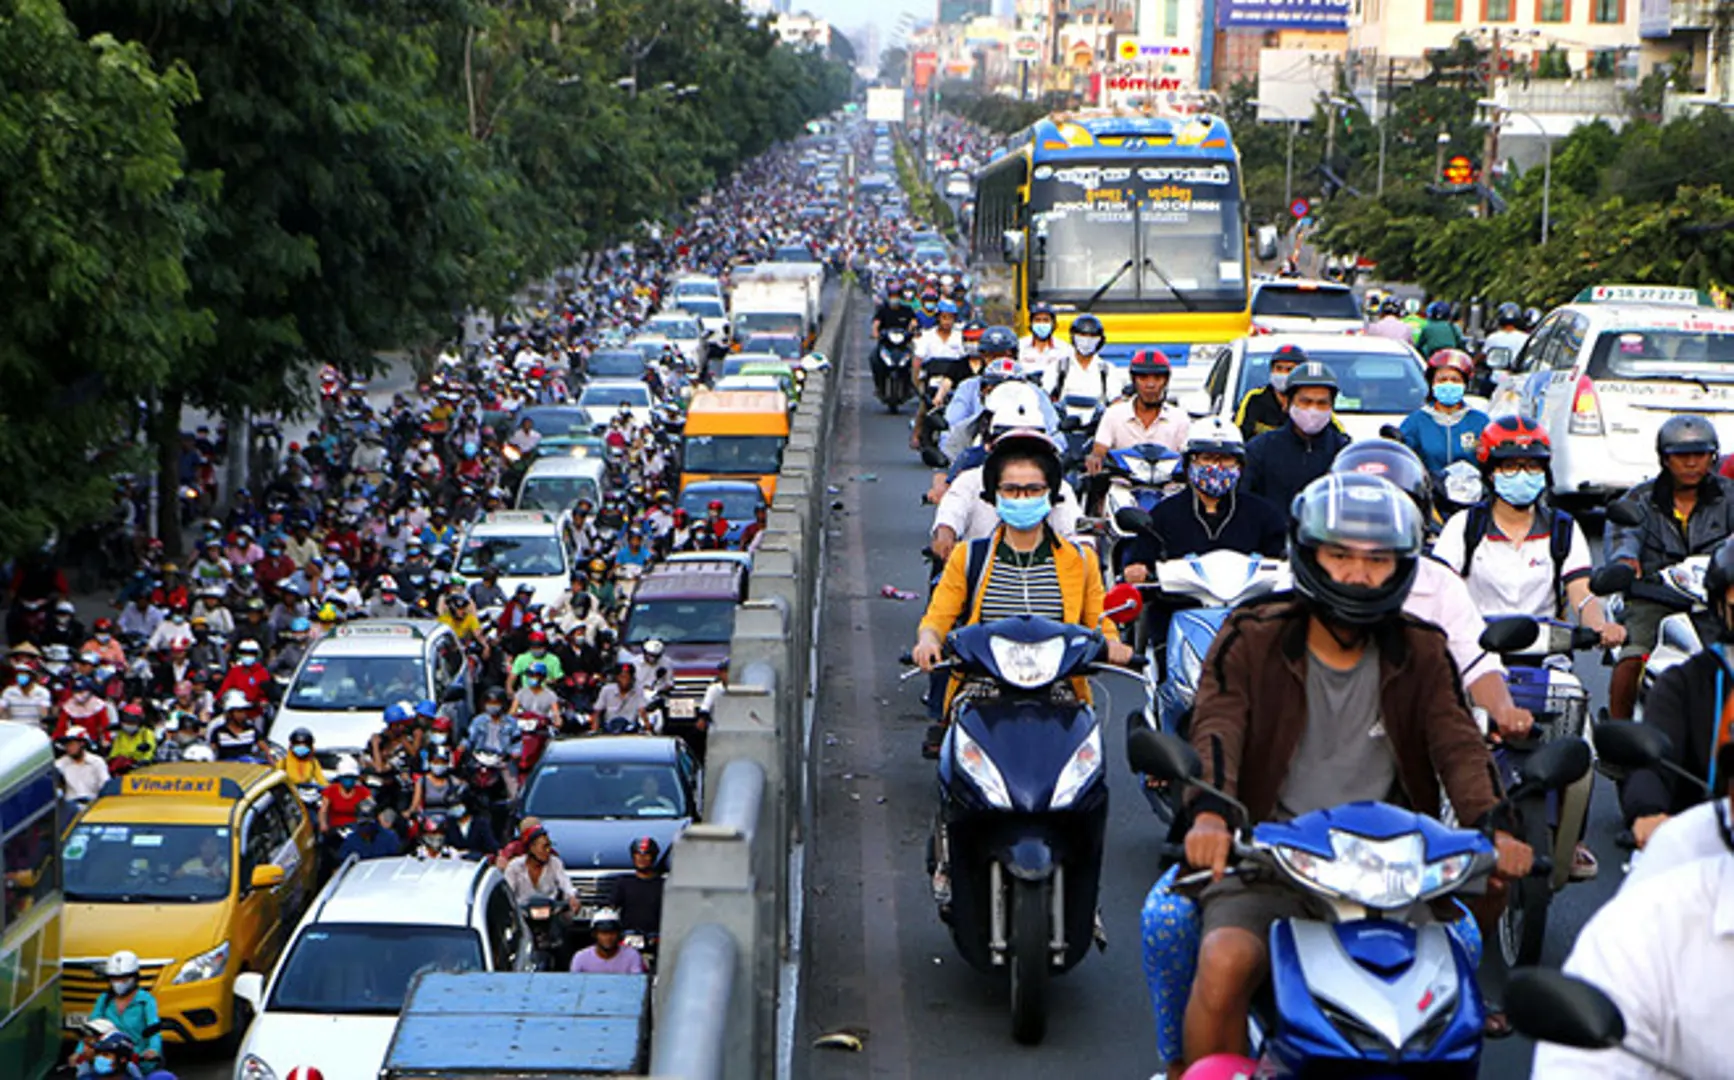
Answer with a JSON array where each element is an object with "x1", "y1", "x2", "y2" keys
[
  {"x1": 379, "y1": 971, "x2": 650, "y2": 1078},
  {"x1": 729, "y1": 266, "x2": 822, "y2": 349}
]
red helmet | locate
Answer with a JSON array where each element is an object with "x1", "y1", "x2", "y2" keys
[
  {"x1": 708, "y1": 499, "x2": 725, "y2": 512},
  {"x1": 431, "y1": 715, "x2": 454, "y2": 733},
  {"x1": 1426, "y1": 348, "x2": 1476, "y2": 381},
  {"x1": 527, "y1": 629, "x2": 548, "y2": 646},
  {"x1": 1128, "y1": 349, "x2": 1171, "y2": 377},
  {"x1": 93, "y1": 618, "x2": 114, "y2": 632},
  {"x1": 1476, "y1": 415, "x2": 1553, "y2": 467}
]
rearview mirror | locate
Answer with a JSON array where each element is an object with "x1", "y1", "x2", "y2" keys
[
  {"x1": 1605, "y1": 500, "x2": 1645, "y2": 528},
  {"x1": 1059, "y1": 414, "x2": 1083, "y2": 433},
  {"x1": 1505, "y1": 968, "x2": 1626, "y2": 1050},
  {"x1": 1591, "y1": 721, "x2": 1673, "y2": 773},
  {"x1": 1516, "y1": 737, "x2": 1591, "y2": 792},
  {"x1": 920, "y1": 447, "x2": 950, "y2": 469},
  {"x1": 234, "y1": 972, "x2": 266, "y2": 1012},
  {"x1": 1478, "y1": 616, "x2": 1540, "y2": 655},
  {"x1": 1114, "y1": 506, "x2": 1154, "y2": 535},
  {"x1": 1485, "y1": 346, "x2": 1513, "y2": 371},
  {"x1": 249, "y1": 864, "x2": 286, "y2": 890},
  {"x1": 1127, "y1": 729, "x2": 1200, "y2": 784},
  {"x1": 1103, "y1": 582, "x2": 1143, "y2": 625},
  {"x1": 1001, "y1": 230, "x2": 1025, "y2": 265},
  {"x1": 1589, "y1": 562, "x2": 1636, "y2": 597}
]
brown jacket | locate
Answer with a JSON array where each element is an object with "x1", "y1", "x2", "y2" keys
[{"x1": 1189, "y1": 597, "x2": 1501, "y2": 829}]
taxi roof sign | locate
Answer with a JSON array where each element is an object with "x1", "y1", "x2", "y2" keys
[
  {"x1": 106, "y1": 775, "x2": 245, "y2": 800},
  {"x1": 1576, "y1": 284, "x2": 1707, "y2": 307},
  {"x1": 335, "y1": 623, "x2": 422, "y2": 638}
]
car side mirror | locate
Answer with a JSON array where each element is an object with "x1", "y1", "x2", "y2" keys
[
  {"x1": 249, "y1": 864, "x2": 286, "y2": 891},
  {"x1": 1589, "y1": 562, "x2": 1635, "y2": 597},
  {"x1": 1485, "y1": 346, "x2": 1513, "y2": 371},
  {"x1": 1001, "y1": 230, "x2": 1025, "y2": 265},
  {"x1": 234, "y1": 971, "x2": 266, "y2": 1012},
  {"x1": 1605, "y1": 501, "x2": 1645, "y2": 528},
  {"x1": 1254, "y1": 224, "x2": 1280, "y2": 263},
  {"x1": 1506, "y1": 968, "x2": 1626, "y2": 1050},
  {"x1": 1478, "y1": 616, "x2": 1539, "y2": 655},
  {"x1": 1126, "y1": 730, "x2": 1200, "y2": 784}
]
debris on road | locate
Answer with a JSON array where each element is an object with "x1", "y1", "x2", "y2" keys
[
  {"x1": 880, "y1": 585, "x2": 918, "y2": 600},
  {"x1": 813, "y1": 1031, "x2": 865, "y2": 1052}
]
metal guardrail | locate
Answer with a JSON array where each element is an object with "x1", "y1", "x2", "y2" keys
[{"x1": 649, "y1": 282, "x2": 856, "y2": 1079}]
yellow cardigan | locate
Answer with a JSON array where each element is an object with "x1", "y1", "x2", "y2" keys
[{"x1": 919, "y1": 526, "x2": 1119, "y2": 703}]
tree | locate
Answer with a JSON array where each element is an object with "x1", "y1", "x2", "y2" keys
[
  {"x1": 0, "y1": 0, "x2": 202, "y2": 558},
  {"x1": 880, "y1": 45, "x2": 908, "y2": 87}
]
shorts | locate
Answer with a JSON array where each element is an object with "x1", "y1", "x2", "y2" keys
[
  {"x1": 1617, "y1": 597, "x2": 1670, "y2": 660},
  {"x1": 1199, "y1": 876, "x2": 1311, "y2": 939}
]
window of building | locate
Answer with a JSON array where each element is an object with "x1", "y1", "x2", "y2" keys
[
  {"x1": 1484, "y1": 0, "x2": 1513, "y2": 19},
  {"x1": 1591, "y1": 0, "x2": 1621, "y2": 20},
  {"x1": 1590, "y1": 48, "x2": 1618, "y2": 76},
  {"x1": 1429, "y1": 0, "x2": 1460, "y2": 20},
  {"x1": 1537, "y1": 0, "x2": 1568, "y2": 21},
  {"x1": 1164, "y1": 0, "x2": 1179, "y2": 37}
]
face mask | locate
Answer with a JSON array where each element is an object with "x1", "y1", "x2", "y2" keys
[
  {"x1": 94, "y1": 1057, "x2": 117, "y2": 1076},
  {"x1": 1493, "y1": 470, "x2": 1547, "y2": 508},
  {"x1": 96, "y1": 633, "x2": 111, "y2": 643},
  {"x1": 430, "y1": 732, "x2": 448, "y2": 746},
  {"x1": 431, "y1": 764, "x2": 449, "y2": 777},
  {"x1": 485, "y1": 704, "x2": 503, "y2": 716},
  {"x1": 1270, "y1": 371, "x2": 1290, "y2": 393},
  {"x1": 291, "y1": 744, "x2": 311, "y2": 758},
  {"x1": 1073, "y1": 335, "x2": 1102, "y2": 357},
  {"x1": 109, "y1": 977, "x2": 137, "y2": 995},
  {"x1": 120, "y1": 722, "x2": 139, "y2": 733},
  {"x1": 338, "y1": 776, "x2": 358, "y2": 789},
  {"x1": 1031, "y1": 321, "x2": 1054, "y2": 340},
  {"x1": 1290, "y1": 405, "x2": 1332, "y2": 437},
  {"x1": 1432, "y1": 381, "x2": 1466, "y2": 407},
  {"x1": 527, "y1": 677, "x2": 542, "y2": 687},
  {"x1": 15, "y1": 674, "x2": 27, "y2": 686},
  {"x1": 1190, "y1": 462, "x2": 1242, "y2": 499},
  {"x1": 995, "y1": 494, "x2": 1049, "y2": 531}
]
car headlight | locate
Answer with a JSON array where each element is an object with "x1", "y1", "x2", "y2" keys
[
  {"x1": 1049, "y1": 725, "x2": 1102, "y2": 809},
  {"x1": 988, "y1": 635, "x2": 1066, "y2": 689},
  {"x1": 953, "y1": 726, "x2": 1011, "y2": 809},
  {"x1": 172, "y1": 940, "x2": 229, "y2": 985},
  {"x1": 239, "y1": 1054, "x2": 278, "y2": 1080},
  {"x1": 1276, "y1": 831, "x2": 1430, "y2": 910}
]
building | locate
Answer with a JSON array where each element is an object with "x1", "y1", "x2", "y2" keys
[
  {"x1": 940, "y1": 0, "x2": 994, "y2": 24},
  {"x1": 1347, "y1": 0, "x2": 1647, "y2": 86},
  {"x1": 771, "y1": 13, "x2": 833, "y2": 52}
]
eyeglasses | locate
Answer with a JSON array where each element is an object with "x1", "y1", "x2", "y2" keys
[
  {"x1": 1492, "y1": 461, "x2": 1546, "y2": 476},
  {"x1": 997, "y1": 483, "x2": 1050, "y2": 498}
]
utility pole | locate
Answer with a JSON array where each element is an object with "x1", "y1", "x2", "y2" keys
[
  {"x1": 1377, "y1": 57, "x2": 1394, "y2": 196},
  {"x1": 1479, "y1": 30, "x2": 1500, "y2": 217}
]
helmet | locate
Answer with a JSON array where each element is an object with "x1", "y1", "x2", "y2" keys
[
  {"x1": 1427, "y1": 347, "x2": 1475, "y2": 378},
  {"x1": 960, "y1": 320, "x2": 985, "y2": 345},
  {"x1": 220, "y1": 689, "x2": 251, "y2": 712},
  {"x1": 289, "y1": 727, "x2": 315, "y2": 747},
  {"x1": 1523, "y1": 307, "x2": 1543, "y2": 330},
  {"x1": 1029, "y1": 301, "x2": 1054, "y2": 320},
  {"x1": 93, "y1": 1031, "x2": 136, "y2": 1059},
  {"x1": 527, "y1": 629, "x2": 548, "y2": 646},
  {"x1": 236, "y1": 638, "x2": 261, "y2": 656},
  {"x1": 1704, "y1": 536, "x2": 1734, "y2": 642},
  {"x1": 183, "y1": 744, "x2": 216, "y2": 762},
  {"x1": 983, "y1": 382, "x2": 1049, "y2": 435},
  {"x1": 1288, "y1": 473, "x2": 1423, "y2": 628},
  {"x1": 289, "y1": 617, "x2": 311, "y2": 634},
  {"x1": 978, "y1": 325, "x2": 1018, "y2": 356},
  {"x1": 1380, "y1": 298, "x2": 1404, "y2": 318},
  {"x1": 630, "y1": 835, "x2": 662, "y2": 860},
  {"x1": 337, "y1": 755, "x2": 362, "y2": 778},
  {"x1": 1425, "y1": 300, "x2": 1452, "y2": 320},
  {"x1": 1403, "y1": 298, "x2": 1423, "y2": 317},
  {"x1": 527, "y1": 661, "x2": 548, "y2": 677},
  {"x1": 105, "y1": 950, "x2": 141, "y2": 978},
  {"x1": 1180, "y1": 1055, "x2": 1259, "y2": 1080},
  {"x1": 1070, "y1": 314, "x2": 1104, "y2": 339},
  {"x1": 1128, "y1": 349, "x2": 1171, "y2": 377},
  {"x1": 1182, "y1": 417, "x2": 1246, "y2": 463},
  {"x1": 383, "y1": 701, "x2": 410, "y2": 727},
  {"x1": 643, "y1": 639, "x2": 666, "y2": 660},
  {"x1": 590, "y1": 907, "x2": 623, "y2": 932},
  {"x1": 980, "y1": 428, "x2": 1064, "y2": 506},
  {"x1": 1495, "y1": 301, "x2": 1523, "y2": 326},
  {"x1": 316, "y1": 604, "x2": 339, "y2": 622},
  {"x1": 1284, "y1": 361, "x2": 1338, "y2": 397},
  {"x1": 936, "y1": 299, "x2": 958, "y2": 315},
  {"x1": 1656, "y1": 413, "x2": 1719, "y2": 459},
  {"x1": 1269, "y1": 343, "x2": 1309, "y2": 370},
  {"x1": 377, "y1": 575, "x2": 398, "y2": 593},
  {"x1": 980, "y1": 356, "x2": 1025, "y2": 388},
  {"x1": 1331, "y1": 440, "x2": 1433, "y2": 522},
  {"x1": 484, "y1": 686, "x2": 509, "y2": 704},
  {"x1": 1477, "y1": 415, "x2": 1553, "y2": 469}
]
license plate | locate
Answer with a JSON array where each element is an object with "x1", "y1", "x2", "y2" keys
[
  {"x1": 669, "y1": 698, "x2": 696, "y2": 719},
  {"x1": 576, "y1": 905, "x2": 596, "y2": 921},
  {"x1": 64, "y1": 1013, "x2": 88, "y2": 1030}
]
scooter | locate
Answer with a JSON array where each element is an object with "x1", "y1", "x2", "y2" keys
[
  {"x1": 1133, "y1": 728, "x2": 1590, "y2": 1077},
  {"x1": 1097, "y1": 444, "x2": 1182, "y2": 566},
  {"x1": 873, "y1": 327, "x2": 915, "y2": 412},
  {"x1": 1601, "y1": 500, "x2": 1719, "y2": 715},
  {"x1": 904, "y1": 600, "x2": 1145, "y2": 1045},
  {"x1": 514, "y1": 710, "x2": 553, "y2": 774}
]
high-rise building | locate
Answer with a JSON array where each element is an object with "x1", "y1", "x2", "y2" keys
[{"x1": 939, "y1": 0, "x2": 993, "y2": 26}]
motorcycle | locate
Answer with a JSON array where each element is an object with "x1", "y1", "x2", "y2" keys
[
  {"x1": 520, "y1": 894, "x2": 568, "y2": 972},
  {"x1": 872, "y1": 327, "x2": 915, "y2": 412},
  {"x1": 905, "y1": 602, "x2": 1145, "y2": 1044},
  {"x1": 514, "y1": 710, "x2": 553, "y2": 774},
  {"x1": 1132, "y1": 728, "x2": 1590, "y2": 1077},
  {"x1": 1097, "y1": 444, "x2": 1182, "y2": 564},
  {"x1": 465, "y1": 749, "x2": 514, "y2": 841}
]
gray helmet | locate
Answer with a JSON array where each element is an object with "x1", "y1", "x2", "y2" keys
[
  {"x1": 978, "y1": 325, "x2": 1018, "y2": 356},
  {"x1": 1289, "y1": 473, "x2": 1423, "y2": 628},
  {"x1": 1657, "y1": 414, "x2": 1719, "y2": 459},
  {"x1": 1284, "y1": 361, "x2": 1339, "y2": 397},
  {"x1": 1494, "y1": 301, "x2": 1523, "y2": 327}
]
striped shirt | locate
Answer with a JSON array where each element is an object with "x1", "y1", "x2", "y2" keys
[{"x1": 978, "y1": 540, "x2": 1065, "y2": 622}]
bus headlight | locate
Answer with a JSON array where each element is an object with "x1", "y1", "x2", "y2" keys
[{"x1": 172, "y1": 941, "x2": 229, "y2": 985}]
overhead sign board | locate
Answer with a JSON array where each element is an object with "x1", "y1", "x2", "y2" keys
[
  {"x1": 1012, "y1": 33, "x2": 1042, "y2": 60},
  {"x1": 865, "y1": 87, "x2": 906, "y2": 124},
  {"x1": 1216, "y1": 0, "x2": 1349, "y2": 30}
]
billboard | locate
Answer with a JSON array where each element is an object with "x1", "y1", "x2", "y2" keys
[
  {"x1": 912, "y1": 50, "x2": 939, "y2": 90},
  {"x1": 1216, "y1": 0, "x2": 1349, "y2": 31},
  {"x1": 866, "y1": 87, "x2": 907, "y2": 124}
]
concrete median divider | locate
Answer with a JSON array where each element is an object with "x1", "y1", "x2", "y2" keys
[{"x1": 651, "y1": 285, "x2": 856, "y2": 1078}]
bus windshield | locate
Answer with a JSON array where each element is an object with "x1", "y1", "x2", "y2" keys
[{"x1": 1028, "y1": 160, "x2": 1245, "y2": 313}]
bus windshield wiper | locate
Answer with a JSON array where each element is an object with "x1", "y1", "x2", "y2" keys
[
  {"x1": 1083, "y1": 258, "x2": 1135, "y2": 312},
  {"x1": 1142, "y1": 256, "x2": 1197, "y2": 312}
]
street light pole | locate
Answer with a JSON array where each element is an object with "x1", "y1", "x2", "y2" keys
[{"x1": 1478, "y1": 100, "x2": 1553, "y2": 244}]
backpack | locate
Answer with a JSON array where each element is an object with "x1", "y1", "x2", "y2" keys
[{"x1": 1458, "y1": 502, "x2": 1575, "y2": 615}]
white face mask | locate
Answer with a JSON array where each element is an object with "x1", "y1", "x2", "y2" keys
[{"x1": 1073, "y1": 335, "x2": 1102, "y2": 357}]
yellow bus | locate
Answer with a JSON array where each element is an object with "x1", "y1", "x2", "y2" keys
[
  {"x1": 0, "y1": 725, "x2": 60, "y2": 1080},
  {"x1": 972, "y1": 112, "x2": 1257, "y2": 387}
]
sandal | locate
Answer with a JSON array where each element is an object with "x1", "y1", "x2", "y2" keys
[{"x1": 1570, "y1": 843, "x2": 1599, "y2": 882}]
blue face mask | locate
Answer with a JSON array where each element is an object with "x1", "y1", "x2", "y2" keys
[
  {"x1": 1493, "y1": 470, "x2": 1547, "y2": 508},
  {"x1": 1433, "y1": 381, "x2": 1466, "y2": 407},
  {"x1": 291, "y1": 744, "x2": 311, "y2": 759},
  {"x1": 995, "y1": 494, "x2": 1049, "y2": 531},
  {"x1": 94, "y1": 1057, "x2": 117, "y2": 1076},
  {"x1": 1188, "y1": 462, "x2": 1242, "y2": 499}
]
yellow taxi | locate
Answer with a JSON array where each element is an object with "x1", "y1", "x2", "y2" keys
[{"x1": 60, "y1": 763, "x2": 318, "y2": 1047}]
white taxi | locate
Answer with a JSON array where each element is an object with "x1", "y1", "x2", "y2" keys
[
  {"x1": 451, "y1": 509, "x2": 580, "y2": 609},
  {"x1": 1499, "y1": 284, "x2": 1734, "y2": 506}
]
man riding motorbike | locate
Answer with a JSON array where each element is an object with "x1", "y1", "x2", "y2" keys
[
  {"x1": 1085, "y1": 350, "x2": 1191, "y2": 479},
  {"x1": 1242, "y1": 360, "x2": 1351, "y2": 513},
  {"x1": 1043, "y1": 314, "x2": 1126, "y2": 405},
  {"x1": 1116, "y1": 419, "x2": 1286, "y2": 582}
]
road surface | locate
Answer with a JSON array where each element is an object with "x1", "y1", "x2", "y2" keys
[{"x1": 794, "y1": 292, "x2": 1626, "y2": 1078}]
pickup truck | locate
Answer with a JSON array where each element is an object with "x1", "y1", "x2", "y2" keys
[{"x1": 379, "y1": 971, "x2": 650, "y2": 1078}]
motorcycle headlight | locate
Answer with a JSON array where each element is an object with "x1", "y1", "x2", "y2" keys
[
  {"x1": 988, "y1": 635, "x2": 1066, "y2": 689},
  {"x1": 1049, "y1": 725, "x2": 1102, "y2": 809},
  {"x1": 953, "y1": 726, "x2": 1011, "y2": 809},
  {"x1": 238, "y1": 1055, "x2": 278, "y2": 1080},
  {"x1": 173, "y1": 940, "x2": 230, "y2": 984},
  {"x1": 1276, "y1": 831, "x2": 1430, "y2": 910}
]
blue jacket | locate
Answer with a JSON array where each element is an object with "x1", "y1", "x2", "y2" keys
[
  {"x1": 338, "y1": 823, "x2": 402, "y2": 861},
  {"x1": 90, "y1": 989, "x2": 163, "y2": 1059},
  {"x1": 1398, "y1": 406, "x2": 1489, "y2": 477},
  {"x1": 1242, "y1": 422, "x2": 1353, "y2": 513}
]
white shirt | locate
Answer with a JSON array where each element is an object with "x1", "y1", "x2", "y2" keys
[
  {"x1": 1093, "y1": 399, "x2": 1190, "y2": 454},
  {"x1": 57, "y1": 753, "x2": 111, "y2": 800},
  {"x1": 1531, "y1": 855, "x2": 1734, "y2": 1079},
  {"x1": 932, "y1": 467, "x2": 1085, "y2": 545},
  {"x1": 1018, "y1": 336, "x2": 1073, "y2": 384},
  {"x1": 1405, "y1": 557, "x2": 1504, "y2": 683},
  {"x1": 1628, "y1": 801, "x2": 1730, "y2": 886},
  {"x1": 1044, "y1": 354, "x2": 1127, "y2": 405},
  {"x1": 1432, "y1": 508, "x2": 1592, "y2": 618},
  {"x1": 914, "y1": 327, "x2": 964, "y2": 363},
  {"x1": 0, "y1": 684, "x2": 52, "y2": 724}
]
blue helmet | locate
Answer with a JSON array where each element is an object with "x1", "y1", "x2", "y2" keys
[
  {"x1": 414, "y1": 699, "x2": 439, "y2": 719},
  {"x1": 383, "y1": 702, "x2": 410, "y2": 727},
  {"x1": 289, "y1": 617, "x2": 311, "y2": 634},
  {"x1": 936, "y1": 299, "x2": 959, "y2": 315},
  {"x1": 979, "y1": 325, "x2": 1019, "y2": 356},
  {"x1": 1426, "y1": 300, "x2": 1452, "y2": 321}
]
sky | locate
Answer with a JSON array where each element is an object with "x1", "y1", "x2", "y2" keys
[{"x1": 792, "y1": 0, "x2": 934, "y2": 58}]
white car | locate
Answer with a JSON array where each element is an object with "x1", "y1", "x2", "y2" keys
[
  {"x1": 452, "y1": 509, "x2": 580, "y2": 610},
  {"x1": 1189, "y1": 332, "x2": 1428, "y2": 442},
  {"x1": 1249, "y1": 279, "x2": 1366, "y2": 335},
  {"x1": 641, "y1": 312, "x2": 707, "y2": 370},
  {"x1": 233, "y1": 858, "x2": 529, "y2": 1080},
  {"x1": 1496, "y1": 284, "x2": 1734, "y2": 506},
  {"x1": 578, "y1": 378, "x2": 654, "y2": 429}
]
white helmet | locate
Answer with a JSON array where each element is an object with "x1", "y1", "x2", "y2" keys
[
  {"x1": 983, "y1": 381, "x2": 1049, "y2": 436},
  {"x1": 182, "y1": 744, "x2": 216, "y2": 762},
  {"x1": 220, "y1": 689, "x2": 252, "y2": 712},
  {"x1": 642, "y1": 639, "x2": 666, "y2": 660},
  {"x1": 1183, "y1": 416, "x2": 1247, "y2": 462},
  {"x1": 105, "y1": 950, "x2": 141, "y2": 978},
  {"x1": 336, "y1": 755, "x2": 362, "y2": 779}
]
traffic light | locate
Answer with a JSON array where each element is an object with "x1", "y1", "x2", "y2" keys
[{"x1": 1441, "y1": 155, "x2": 1478, "y2": 185}]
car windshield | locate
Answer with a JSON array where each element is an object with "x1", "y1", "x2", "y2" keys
[
  {"x1": 518, "y1": 475, "x2": 600, "y2": 512},
  {"x1": 267, "y1": 924, "x2": 485, "y2": 1014},
  {"x1": 679, "y1": 486, "x2": 764, "y2": 520},
  {"x1": 678, "y1": 298, "x2": 724, "y2": 319},
  {"x1": 524, "y1": 762, "x2": 688, "y2": 819},
  {"x1": 648, "y1": 317, "x2": 701, "y2": 340},
  {"x1": 682, "y1": 436, "x2": 785, "y2": 475},
  {"x1": 624, "y1": 598, "x2": 737, "y2": 645},
  {"x1": 587, "y1": 352, "x2": 646, "y2": 379},
  {"x1": 1587, "y1": 326, "x2": 1734, "y2": 379},
  {"x1": 457, "y1": 534, "x2": 566, "y2": 577},
  {"x1": 734, "y1": 313, "x2": 804, "y2": 338},
  {"x1": 64, "y1": 823, "x2": 233, "y2": 903},
  {"x1": 1253, "y1": 286, "x2": 1361, "y2": 320},
  {"x1": 579, "y1": 384, "x2": 651, "y2": 409},
  {"x1": 517, "y1": 408, "x2": 592, "y2": 437},
  {"x1": 740, "y1": 334, "x2": 801, "y2": 358},
  {"x1": 286, "y1": 655, "x2": 426, "y2": 710},
  {"x1": 1238, "y1": 348, "x2": 1427, "y2": 414}
]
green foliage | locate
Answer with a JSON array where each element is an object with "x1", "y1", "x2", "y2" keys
[
  {"x1": 893, "y1": 138, "x2": 956, "y2": 240},
  {"x1": 943, "y1": 88, "x2": 1047, "y2": 135}
]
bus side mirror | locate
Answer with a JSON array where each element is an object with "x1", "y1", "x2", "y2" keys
[
  {"x1": 1255, "y1": 225, "x2": 1280, "y2": 263},
  {"x1": 1002, "y1": 231, "x2": 1025, "y2": 264}
]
